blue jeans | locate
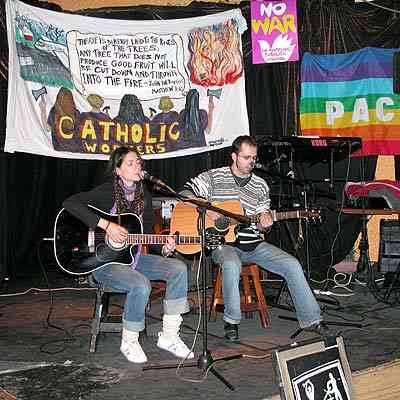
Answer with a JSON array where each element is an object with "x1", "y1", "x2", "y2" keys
[
  {"x1": 211, "y1": 243, "x2": 322, "y2": 328},
  {"x1": 93, "y1": 254, "x2": 189, "y2": 332}
]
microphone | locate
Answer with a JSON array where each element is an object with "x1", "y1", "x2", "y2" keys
[
  {"x1": 287, "y1": 170, "x2": 295, "y2": 179},
  {"x1": 142, "y1": 170, "x2": 174, "y2": 193},
  {"x1": 142, "y1": 170, "x2": 166, "y2": 186},
  {"x1": 254, "y1": 154, "x2": 287, "y2": 171}
]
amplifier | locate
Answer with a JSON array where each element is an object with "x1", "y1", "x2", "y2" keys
[{"x1": 378, "y1": 219, "x2": 400, "y2": 273}]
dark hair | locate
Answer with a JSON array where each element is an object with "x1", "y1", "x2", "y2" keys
[
  {"x1": 115, "y1": 94, "x2": 148, "y2": 125},
  {"x1": 231, "y1": 135, "x2": 257, "y2": 155},
  {"x1": 180, "y1": 89, "x2": 204, "y2": 143},
  {"x1": 107, "y1": 146, "x2": 142, "y2": 176},
  {"x1": 107, "y1": 146, "x2": 144, "y2": 215},
  {"x1": 54, "y1": 87, "x2": 77, "y2": 131}
]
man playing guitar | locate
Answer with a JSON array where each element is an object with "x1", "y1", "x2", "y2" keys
[{"x1": 182, "y1": 135, "x2": 328, "y2": 342}]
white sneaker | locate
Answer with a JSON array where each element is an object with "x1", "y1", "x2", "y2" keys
[
  {"x1": 120, "y1": 338, "x2": 148, "y2": 363},
  {"x1": 157, "y1": 332, "x2": 194, "y2": 359}
]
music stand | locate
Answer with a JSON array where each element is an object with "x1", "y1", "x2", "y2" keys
[{"x1": 144, "y1": 190, "x2": 243, "y2": 391}]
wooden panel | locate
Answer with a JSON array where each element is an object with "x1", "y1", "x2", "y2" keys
[{"x1": 352, "y1": 360, "x2": 400, "y2": 399}]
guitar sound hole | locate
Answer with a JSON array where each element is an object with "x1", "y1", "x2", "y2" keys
[
  {"x1": 214, "y1": 217, "x2": 230, "y2": 232},
  {"x1": 105, "y1": 236, "x2": 127, "y2": 251}
]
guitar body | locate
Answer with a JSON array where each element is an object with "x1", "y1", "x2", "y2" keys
[
  {"x1": 170, "y1": 200, "x2": 320, "y2": 255},
  {"x1": 170, "y1": 200, "x2": 243, "y2": 254},
  {"x1": 54, "y1": 206, "x2": 142, "y2": 275}
]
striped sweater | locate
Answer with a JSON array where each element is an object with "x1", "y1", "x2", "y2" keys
[{"x1": 183, "y1": 166, "x2": 270, "y2": 249}]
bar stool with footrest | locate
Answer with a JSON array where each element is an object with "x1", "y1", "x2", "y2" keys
[{"x1": 209, "y1": 263, "x2": 270, "y2": 328}]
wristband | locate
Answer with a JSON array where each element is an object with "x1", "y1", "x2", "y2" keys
[{"x1": 105, "y1": 220, "x2": 111, "y2": 231}]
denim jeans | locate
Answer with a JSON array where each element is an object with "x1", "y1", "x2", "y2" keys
[
  {"x1": 93, "y1": 254, "x2": 189, "y2": 332},
  {"x1": 211, "y1": 243, "x2": 322, "y2": 328}
]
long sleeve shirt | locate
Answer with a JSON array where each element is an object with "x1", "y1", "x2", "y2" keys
[
  {"x1": 183, "y1": 166, "x2": 270, "y2": 250},
  {"x1": 63, "y1": 180, "x2": 161, "y2": 254}
]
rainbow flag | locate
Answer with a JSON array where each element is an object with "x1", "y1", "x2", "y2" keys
[{"x1": 300, "y1": 47, "x2": 400, "y2": 156}]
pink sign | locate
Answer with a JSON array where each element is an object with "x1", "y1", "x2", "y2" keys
[{"x1": 251, "y1": 0, "x2": 299, "y2": 64}]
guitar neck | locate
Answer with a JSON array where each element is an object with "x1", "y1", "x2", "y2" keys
[
  {"x1": 245, "y1": 210, "x2": 310, "y2": 224},
  {"x1": 273, "y1": 210, "x2": 306, "y2": 221},
  {"x1": 127, "y1": 234, "x2": 201, "y2": 245}
]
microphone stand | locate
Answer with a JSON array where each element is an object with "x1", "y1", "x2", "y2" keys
[{"x1": 143, "y1": 185, "x2": 243, "y2": 391}]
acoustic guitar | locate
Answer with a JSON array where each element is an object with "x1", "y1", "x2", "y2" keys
[
  {"x1": 170, "y1": 200, "x2": 321, "y2": 254},
  {"x1": 53, "y1": 205, "x2": 223, "y2": 275}
]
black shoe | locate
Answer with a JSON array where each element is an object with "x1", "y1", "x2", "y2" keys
[
  {"x1": 224, "y1": 322, "x2": 240, "y2": 342},
  {"x1": 304, "y1": 321, "x2": 330, "y2": 337}
]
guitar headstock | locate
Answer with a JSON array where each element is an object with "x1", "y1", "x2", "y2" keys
[{"x1": 299, "y1": 209, "x2": 323, "y2": 223}]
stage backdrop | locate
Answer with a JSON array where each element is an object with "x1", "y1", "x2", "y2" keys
[
  {"x1": 300, "y1": 47, "x2": 400, "y2": 156},
  {"x1": 5, "y1": 0, "x2": 249, "y2": 160}
]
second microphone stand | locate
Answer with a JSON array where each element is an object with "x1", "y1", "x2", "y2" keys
[
  {"x1": 192, "y1": 205, "x2": 242, "y2": 389},
  {"x1": 256, "y1": 164, "x2": 363, "y2": 337},
  {"x1": 144, "y1": 190, "x2": 243, "y2": 390}
]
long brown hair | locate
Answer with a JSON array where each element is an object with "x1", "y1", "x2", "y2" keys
[
  {"x1": 54, "y1": 87, "x2": 77, "y2": 131},
  {"x1": 108, "y1": 146, "x2": 144, "y2": 216}
]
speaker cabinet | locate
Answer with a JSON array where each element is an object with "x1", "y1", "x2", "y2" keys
[{"x1": 378, "y1": 219, "x2": 400, "y2": 273}]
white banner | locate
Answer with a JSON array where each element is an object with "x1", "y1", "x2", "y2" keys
[{"x1": 5, "y1": 0, "x2": 249, "y2": 160}]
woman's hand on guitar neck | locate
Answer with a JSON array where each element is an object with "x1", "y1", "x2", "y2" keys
[
  {"x1": 162, "y1": 236, "x2": 176, "y2": 257},
  {"x1": 98, "y1": 218, "x2": 128, "y2": 244}
]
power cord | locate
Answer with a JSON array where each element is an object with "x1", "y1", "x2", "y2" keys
[
  {"x1": 320, "y1": 142, "x2": 353, "y2": 292},
  {"x1": 0, "y1": 286, "x2": 96, "y2": 297},
  {"x1": 35, "y1": 238, "x2": 91, "y2": 354},
  {"x1": 314, "y1": 289, "x2": 354, "y2": 297}
]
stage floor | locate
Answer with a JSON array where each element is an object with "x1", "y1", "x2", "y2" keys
[{"x1": 1, "y1": 266, "x2": 400, "y2": 400}]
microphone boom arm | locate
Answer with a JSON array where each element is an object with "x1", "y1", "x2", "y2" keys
[
  {"x1": 143, "y1": 171, "x2": 175, "y2": 193},
  {"x1": 142, "y1": 171, "x2": 250, "y2": 224}
]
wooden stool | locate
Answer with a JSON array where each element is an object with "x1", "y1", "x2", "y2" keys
[
  {"x1": 88, "y1": 275, "x2": 124, "y2": 353},
  {"x1": 209, "y1": 263, "x2": 270, "y2": 328}
]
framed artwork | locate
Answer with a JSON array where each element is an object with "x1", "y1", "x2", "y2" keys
[{"x1": 273, "y1": 336, "x2": 354, "y2": 400}]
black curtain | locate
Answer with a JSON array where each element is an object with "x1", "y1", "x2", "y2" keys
[{"x1": 0, "y1": 0, "x2": 399, "y2": 280}]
